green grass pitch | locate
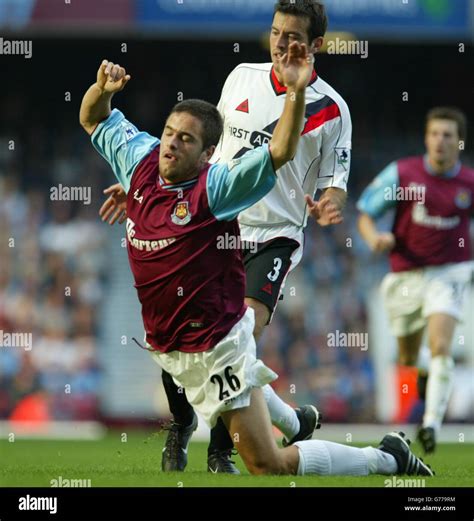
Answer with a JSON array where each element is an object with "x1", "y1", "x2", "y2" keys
[{"x1": 1, "y1": 431, "x2": 472, "y2": 487}]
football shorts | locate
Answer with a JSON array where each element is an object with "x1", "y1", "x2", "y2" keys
[
  {"x1": 380, "y1": 261, "x2": 473, "y2": 337},
  {"x1": 149, "y1": 307, "x2": 277, "y2": 428},
  {"x1": 243, "y1": 237, "x2": 300, "y2": 323}
]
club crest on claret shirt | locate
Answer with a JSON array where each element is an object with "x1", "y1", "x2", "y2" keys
[
  {"x1": 171, "y1": 201, "x2": 192, "y2": 225},
  {"x1": 454, "y1": 189, "x2": 471, "y2": 210}
]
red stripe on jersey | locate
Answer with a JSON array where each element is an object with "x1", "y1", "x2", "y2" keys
[{"x1": 301, "y1": 103, "x2": 340, "y2": 135}]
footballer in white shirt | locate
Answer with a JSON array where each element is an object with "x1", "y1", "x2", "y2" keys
[
  {"x1": 99, "y1": 0, "x2": 351, "y2": 473},
  {"x1": 213, "y1": 50, "x2": 351, "y2": 331}
]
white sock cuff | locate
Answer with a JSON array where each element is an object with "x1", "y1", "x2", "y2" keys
[
  {"x1": 363, "y1": 447, "x2": 398, "y2": 475},
  {"x1": 417, "y1": 345, "x2": 431, "y2": 372},
  {"x1": 262, "y1": 384, "x2": 273, "y2": 402},
  {"x1": 424, "y1": 355, "x2": 455, "y2": 431},
  {"x1": 295, "y1": 440, "x2": 331, "y2": 476},
  {"x1": 361, "y1": 447, "x2": 378, "y2": 474},
  {"x1": 296, "y1": 444, "x2": 305, "y2": 475},
  {"x1": 430, "y1": 355, "x2": 454, "y2": 371}
]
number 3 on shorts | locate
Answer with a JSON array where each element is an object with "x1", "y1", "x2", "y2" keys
[
  {"x1": 267, "y1": 257, "x2": 282, "y2": 282},
  {"x1": 210, "y1": 366, "x2": 241, "y2": 401}
]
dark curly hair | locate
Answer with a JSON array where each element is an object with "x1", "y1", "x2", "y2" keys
[{"x1": 274, "y1": 0, "x2": 328, "y2": 41}]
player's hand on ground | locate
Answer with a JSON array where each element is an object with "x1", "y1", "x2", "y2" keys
[
  {"x1": 370, "y1": 232, "x2": 395, "y2": 253},
  {"x1": 99, "y1": 183, "x2": 127, "y2": 225},
  {"x1": 278, "y1": 42, "x2": 314, "y2": 91},
  {"x1": 96, "y1": 60, "x2": 131, "y2": 94},
  {"x1": 305, "y1": 194, "x2": 344, "y2": 226}
]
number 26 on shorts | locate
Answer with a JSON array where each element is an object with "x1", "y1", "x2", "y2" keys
[{"x1": 210, "y1": 366, "x2": 241, "y2": 401}]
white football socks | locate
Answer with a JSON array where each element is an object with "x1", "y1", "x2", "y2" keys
[
  {"x1": 294, "y1": 440, "x2": 397, "y2": 476},
  {"x1": 362, "y1": 446, "x2": 398, "y2": 475},
  {"x1": 417, "y1": 344, "x2": 431, "y2": 373},
  {"x1": 262, "y1": 384, "x2": 300, "y2": 440},
  {"x1": 423, "y1": 355, "x2": 454, "y2": 433}
]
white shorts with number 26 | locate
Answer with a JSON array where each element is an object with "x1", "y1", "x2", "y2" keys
[{"x1": 150, "y1": 307, "x2": 277, "y2": 428}]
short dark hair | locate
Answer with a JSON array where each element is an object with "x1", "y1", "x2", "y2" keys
[
  {"x1": 170, "y1": 99, "x2": 223, "y2": 150},
  {"x1": 426, "y1": 106, "x2": 467, "y2": 141},
  {"x1": 274, "y1": 0, "x2": 328, "y2": 41}
]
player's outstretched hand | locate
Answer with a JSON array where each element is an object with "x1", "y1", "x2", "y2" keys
[
  {"x1": 370, "y1": 232, "x2": 395, "y2": 253},
  {"x1": 99, "y1": 183, "x2": 127, "y2": 225},
  {"x1": 278, "y1": 42, "x2": 314, "y2": 91},
  {"x1": 97, "y1": 60, "x2": 131, "y2": 94},
  {"x1": 305, "y1": 194, "x2": 344, "y2": 226}
]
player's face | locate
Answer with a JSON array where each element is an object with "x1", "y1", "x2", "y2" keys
[
  {"x1": 425, "y1": 119, "x2": 460, "y2": 168},
  {"x1": 159, "y1": 112, "x2": 210, "y2": 182},
  {"x1": 270, "y1": 12, "x2": 317, "y2": 77}
]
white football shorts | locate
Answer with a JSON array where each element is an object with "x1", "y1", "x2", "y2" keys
[
  {"x1": 380, "y1": 261, "x2": 473, "y2": 337},
  {"x1": 149, "y1": 307, "x2": 277, "y2": 428}
]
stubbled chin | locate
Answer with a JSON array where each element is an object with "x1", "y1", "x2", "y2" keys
[
  {"x1": 162, "y1": 171, "x2": 176, "y2": 183},
  {"x1": 161, "y1": 159, "x2": 176, "y2": 170},
  {"x1": 160, "y1": 164, "x2": 173, "y2": 178}
]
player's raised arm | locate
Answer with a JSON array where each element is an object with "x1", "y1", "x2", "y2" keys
[
  {"x1": 206, "y1": 43, "x2": 313, "y2": 222},
  {"x1": 269, "y1": 42, "x2": 314, "y2": 170},
  {"x1": 79, "y1": 60, "x2": 131, "y2": 135},
  {"x1": 80, "y1": 61, "x2": 159, "y2": 194}
]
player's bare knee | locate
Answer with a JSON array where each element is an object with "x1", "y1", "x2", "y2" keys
[
  {"x1": 246, "y1": 461, "x2": 270, "y2": 475},
  {"x1": 246, "y1": 457, "x2": 284, "y2": 476},
  {"x1": 242, "y1": 448, "x2": 285, "y2": 475},
  {"x1": 429, "y1": 340, "x2": 450, "y2": 357}
]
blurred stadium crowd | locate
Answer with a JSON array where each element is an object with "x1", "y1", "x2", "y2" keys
[
  {"x1": 0, "y1": 167, "x2": 105, "y2": 421},
  {"x1": 0, "y1": 39, "x2": 472, "y2": 424}
]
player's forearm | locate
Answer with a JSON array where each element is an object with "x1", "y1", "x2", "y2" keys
[
  {"x1": 357, "y1": 212, "x2": 380, "y2": 248},
  {"x1": 79, "y1": 83, "x2": 114, "y2": 135},
  {"x1": 270, "y1": 86, "x2": 305, "y2": 170}
]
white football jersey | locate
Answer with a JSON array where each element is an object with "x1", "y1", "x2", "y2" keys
[{"x1": 211, "y1": 62, "x2": 352, "y2": 259}]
